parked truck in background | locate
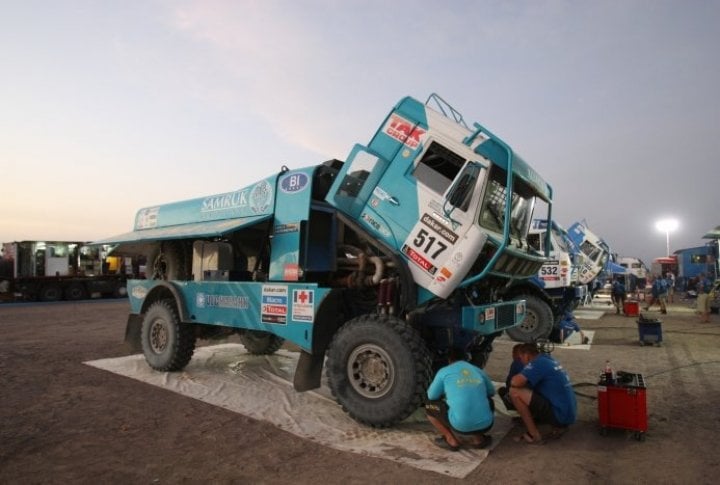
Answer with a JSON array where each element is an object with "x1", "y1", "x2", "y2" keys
[
  {"x1": 96, "y1": 94, "x2": 554, "y2": 427},
  {"x1": 0, "y1": 241, "x2": 132, "y2": 302},
  {"x1": 617, "y1": 256, "x2": 649, "y2": 289},
  {"x1": 500, "y1": 219, "x2": 609, "y2": 342},
  {"x1": 567, "y1": 221, "x2": 611, "y2": 287}
]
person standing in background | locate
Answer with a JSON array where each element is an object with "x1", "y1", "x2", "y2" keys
[{"x1": 696, "y1": 273, "x2": 712, "y2": 323}]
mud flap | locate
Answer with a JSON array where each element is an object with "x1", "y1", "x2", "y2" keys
[
  {"x1": 124, "y1": 314, "x2": 143, "y2": 353},
  {"x1": 293, "y1": 350, "x2": 324, "y2": 392}
]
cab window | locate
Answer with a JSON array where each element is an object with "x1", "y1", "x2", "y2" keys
[
  {"x1": 479, "y1": 166, "x2": 535, "y2": 239},
  {"x1": 413, "y1": 142, "x2": 465, "y2": 195}
]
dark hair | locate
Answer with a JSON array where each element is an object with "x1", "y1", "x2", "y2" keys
[
  {"x1": 447, "y1": 347, "x2": 467, "y2": 362},
  {"x1": 517, "y1": 343, "x2": 539, "y2": 357}
]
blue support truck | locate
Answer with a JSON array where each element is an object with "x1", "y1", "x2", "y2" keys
[
  {"x1": 96, "y1": 94, "x2": 554, "y2": 427},
  {"x1": 500, "y1": 219, "x2": 610, "y2": 342}
]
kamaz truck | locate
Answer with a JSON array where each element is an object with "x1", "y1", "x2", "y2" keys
[
  {"x1": 96, "y1": 94, "x2": 553, "y2": 427},
  {"x1": 503, "y1": 219, "x2": 602, "y2": 342},
  {"x1": 567, "y1": 221, "x2": 611, "y2": 286}
]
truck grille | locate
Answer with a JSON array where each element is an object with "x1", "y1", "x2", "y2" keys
[{"x1": 495, "y1": 303, "x2": 517, "y2": 330}]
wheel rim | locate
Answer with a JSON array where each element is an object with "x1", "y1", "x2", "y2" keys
[
  {"x1": 518, "y1": 309, "x2": 539, "y2": 333},
  {"x1": 347, "y1": 343, "x2": 395, "y2": 399},
  {"x1": 149, "y1": 319, "x2": 169, "y2": 353}
]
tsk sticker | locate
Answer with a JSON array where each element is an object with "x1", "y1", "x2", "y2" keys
[{"x1": 383, "y1": 114, "x2": 426, "y2": 149}]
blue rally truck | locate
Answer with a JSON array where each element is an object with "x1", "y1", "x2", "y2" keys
[
  {"x1": 502, "y1": 219, "x2": 610, "y2": 342},
  {"x1": 97, "y1": 94, "x2": 553, "y2": 427}
]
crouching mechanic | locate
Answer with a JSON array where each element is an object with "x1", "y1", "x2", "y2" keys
[
  {"x1": 425, "y1": 347, "x2": 495, "y2": 451},
  {"x1": 509, "y1": 343, "x2": 577, "y2": 444}
]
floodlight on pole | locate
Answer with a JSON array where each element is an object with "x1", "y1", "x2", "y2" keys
[{"x1": 655, "y1": 218, "x2": 679, "y2": 257}]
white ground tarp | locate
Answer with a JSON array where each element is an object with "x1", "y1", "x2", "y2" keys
[{"x1": 85, "y1": 344, "x2": 514, "y2": 478}]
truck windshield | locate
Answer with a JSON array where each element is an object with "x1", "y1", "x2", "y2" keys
[
  {"x1": 479, "y1": 166, "x2": 535, "y2": 240},
  {"x1": 580, "y1": 241, "x2": 603, "y2": 263},
  {"x1": 551, "y1": 228, "x2": 570, "y2": 253}
]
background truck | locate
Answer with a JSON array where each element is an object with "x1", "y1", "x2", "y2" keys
[
  {"x1": 97, "y1": 94, "x2": 553, "y2": 427},
  {"x1": 0, "y1": 241, "x2": 131, "y2": 302},
  {"x1": 499, "y1": 219, "x2": 609, "y2": 342}
]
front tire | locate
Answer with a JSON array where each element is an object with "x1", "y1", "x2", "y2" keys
[
  {"x1": 326, "y1": 314, "x2": 432, "y2": 427},
  {"x1": 141, "y1": 299, "x2": 196, "y2": 371},
  {"x1": 505, "y1": 294, "x2": 553, "y2": 343}
]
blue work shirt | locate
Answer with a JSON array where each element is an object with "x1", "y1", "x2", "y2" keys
[
  {"x1": 521, "y1": 354, "x2": 577, "y2": 425},
  {"x1": 558, "y1": 316, "x2": 581, "y2": 340},
  {"x1": 427, "y1": 361, "x2": 495, "y2": 433}
]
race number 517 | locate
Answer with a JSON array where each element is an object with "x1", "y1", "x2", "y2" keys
[{"x1": 413, "y1": 229, "x2": 448, "y2": 259}]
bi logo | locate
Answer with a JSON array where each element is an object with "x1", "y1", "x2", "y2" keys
[{"x1": 280, "y1": 173, "x2": 309, "y2": 193}]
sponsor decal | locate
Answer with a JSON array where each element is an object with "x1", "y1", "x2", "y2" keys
[
  {"x1": 421, "y1": 213, "x2": 459, "y2": 244},
  {"x1": 195, "y1": 293, "x2": 249, "y2": 309},
  {"x1": 280, "y1": 173, "x2": 309, "y2": 194},
  {"x1": 131, "y1": 285, "x2": 148, "y2": 299},
  {"x1": 135, "y1": 207, "x2": 159, "y2": 229},
  {"x1": 361, "y1": 212, "x2": 391, "y2": 237},
  {"x1": 283, "y1": 263, "x2": 300, "y2": 281},
  {"x1": 435, "y1": 266, "x2": 453, "y2": 284},
  {"x1": 261, "y1": 285, "x2": 288, "y2": 324},
  {"x1": 541, "y1": 276, "x2": 561, "y2": 281},
  {"x1": 384, "y1": 114, "x2": 426, "y2": 149},
  {"x1": 372, "y1": 186, "x2": 391, "y2": 201},
  {"x1": 202, "y1": 190, "x2": 248, "y2": 213},
  {"x1": 274, "y1": 223, "x2": 300, "y2": 235},
  {"x1": 292, "y1": 289, "x2": 315, "y2": 322},
  {"x1": 485, "y1": 307, "x2": 496, "y2": 321},
  {"x1": 402, "y1": 244, "x2": 438, "y2": 275},
  {"x1": 250, "y1": 180, "x2": 273, "y2": 213}
]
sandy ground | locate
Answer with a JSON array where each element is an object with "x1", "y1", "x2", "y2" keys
[{"x1": 1, "y1": 299, "x2": 719, "y2": 484}]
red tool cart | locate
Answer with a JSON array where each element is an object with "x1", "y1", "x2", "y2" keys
[{"x1": 597, "y1": 372, "x2": 647, "y2": 441}]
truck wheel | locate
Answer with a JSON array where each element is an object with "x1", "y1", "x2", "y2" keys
[
  {"x1": 40, "y1": 285, "x2": 62, "y2": 302},
  {"x1": 146, "y1": 243, "x2": 189, "y2": 280},
  {"x1": 239, "y1": 330, "x2": 285, "y2": 355},
  {"x1": 64, "y1": 284, "x2": 87, "y2": 301},
  {"x1": 505, "y1": 295, "x2": 553, "y2": 343},
  {"x1": 141, "y1": 299, "x2": 196, "y2": 371},
  {"x1": 326, "y1": 314, "x2": 432, "y2": 427}
]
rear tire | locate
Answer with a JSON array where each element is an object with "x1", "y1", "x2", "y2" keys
[
  {"x1": 239, "y1": 330, "x2": 285, "y2": 355},
  {"x1": 141, "y1": 299, "x2": 196, "y2": 371},
  {"x1": 64, "y1": 283, "x2": 87, "y2": 301},
  {"x1": 505, "y1": 294, "x2": 553, "y2": 343},
  {"x1": 39, "y1": 285, "x2": 62, "y2": 302},
  {"x1": 326, "y1": 314, "x2": 432, "y2": 427}
]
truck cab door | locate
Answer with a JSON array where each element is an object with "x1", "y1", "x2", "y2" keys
[{"x1": 372, "y1": 141, "x2": 487, "y2": 299}]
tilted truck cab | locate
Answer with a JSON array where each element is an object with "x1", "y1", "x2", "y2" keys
[{"x1": 96, "y1": 94, "x2": 553, "y2": 427}]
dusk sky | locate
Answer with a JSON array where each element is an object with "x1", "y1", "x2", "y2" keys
[{"x1": 1, "y1": 0, "x2": 718, "y2": 265}]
